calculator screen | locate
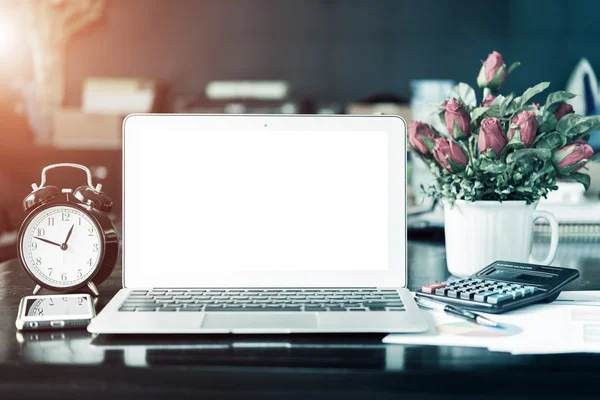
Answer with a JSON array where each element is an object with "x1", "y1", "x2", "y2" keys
[{"x1": 487, "y1": 269, "x2": 552, "y2": 284}]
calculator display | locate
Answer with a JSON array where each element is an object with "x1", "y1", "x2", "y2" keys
[{"x1": 486, "y1": 269, "x2": 552, "y2": 284}]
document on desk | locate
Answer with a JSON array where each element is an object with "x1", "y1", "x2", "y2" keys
[{"x1": 383, "y1": 292, "x2": 600, "y2": 354}]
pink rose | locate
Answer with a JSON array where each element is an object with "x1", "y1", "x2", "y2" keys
[
  {"x1": 478, "y1": 118, "x2": 507, "y2": 157},
  {"x1": 481, "y1": 94, "x2": 496, "y2": 107},
  {"x1": 508, "y1": 110, "x2": 538, "y2": 148},
  {"x1": 477, "y1": 51, "x2": 507, "y2": 91},
  {"x1": 484, "y1": 51, "x2": 506, "y2": 83},
  {"x1": 433, "y1": 137, "x2": 468, "y2": 172},
  {"x1": 554, "y1": 103, "x2": 575, "y2": 121},
  {"x1": 408, "y1": 121, "x2": 435, "y2": 155},
  {"x1": 553, "y1": 140, "x2": 594, "y2": 173},
  {"x1": 443, "y1": 99, "x2": 471, "y2": 138}
]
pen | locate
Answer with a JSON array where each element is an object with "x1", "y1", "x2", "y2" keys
[{"x1": 414, "y1": 296, "x2": 500, "y2": 328}]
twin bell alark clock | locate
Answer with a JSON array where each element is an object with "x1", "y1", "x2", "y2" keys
[{"x1": 17, "y1": 163, "x2": 119, "y2": 296}]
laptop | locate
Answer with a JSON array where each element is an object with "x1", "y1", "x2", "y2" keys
[{"x1": 88, "y1": 114, "x2": 428, "y2": 334}]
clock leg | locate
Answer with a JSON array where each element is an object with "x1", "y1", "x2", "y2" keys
[
  {"x1": 32, "y1": 285, "x2": 41, "y2": 295},
  {"x1": 88, "y1": 282, "x2": 100, "y2": 297}
]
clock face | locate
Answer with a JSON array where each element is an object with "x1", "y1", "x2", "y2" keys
[{"x1": 20, "y1": 205, "x2": 103, "y2": 288}]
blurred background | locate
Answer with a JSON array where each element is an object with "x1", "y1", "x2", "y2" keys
[{"x1": 1, "y1": 0, "x2": 600, "y2": 260}]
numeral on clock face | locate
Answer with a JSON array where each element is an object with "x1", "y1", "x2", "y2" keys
[
  {"x1": 62, "y1": 213, "x2": 70, "y2": 222},
  {"x1": 37, "y1": 228, "x2": 45, "y2": 237},
  {"x1": 48, "y1": 217, "x2": 54, "y2": 226}
]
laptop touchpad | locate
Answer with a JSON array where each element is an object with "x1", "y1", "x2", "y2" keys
[{"x1": 202, "y1": 313, "x2": 318, "y2": 331}]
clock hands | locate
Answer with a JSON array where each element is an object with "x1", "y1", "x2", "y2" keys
[
  {"x1": 34, "y1": 236, "x2": 62, "y2": 248},
  {"x1": 63, "y1": 224, "x2": 74, "y2": 245},
  {"x1": 34, "y1": 224, "x2": 75, "y2": 251}
]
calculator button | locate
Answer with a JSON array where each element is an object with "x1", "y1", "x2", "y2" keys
[
  {"x1": 523, "y1": 286, "x2": 537, "y2": 295},
  {"x1": 446, "y1": 290, "x2": 460, "y2": 298},
  {"x1": 486, "y1": 293, "x2": 514, "y2": 304},
  {"x1": 435, "y1": 288, "x2": 448, "y2": 296},
  {"x1": 474, "y1": 291, "x2": 496, "y2": 302},
  {"x1": 422, "y1": 283, "x2": 446, "y2": 294},
  {"x1": 460, "y1": 291, "x2": 476, "y2": 300},
  {"x1": 508, "y1": 290, "x2": 525, "y2": 299}
]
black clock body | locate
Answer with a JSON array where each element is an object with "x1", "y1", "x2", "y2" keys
[{"x1": 17, "y1": 193, "x2": 120, "y2": 293}]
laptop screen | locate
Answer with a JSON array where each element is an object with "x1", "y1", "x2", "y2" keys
[{"x1": 123, "y1": 116, "x2": 405, "y2": 288}]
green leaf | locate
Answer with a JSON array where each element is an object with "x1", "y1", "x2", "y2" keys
[
  {"x1": 556, "y1": 113, "x2": 584, "y2": 134},
  {"x1": 519, "y1": 82, "x2": 551, "y2": 107},
  {"x1": 586, "y1": 115, "x2": 600, "y2": 133},
  {"x1": 534, "y1": 131, "x2": 567, "y2": 150},
  {"x1": 450, "y1": 83, "x2": 477, "y2": 108},
  {"x1": 541, "y1": 160, "x2": 556, "y2": 174},
  {"x1": 470, "y1": 107, "x2": 489, "y2": 121},
  {"x1": 507, "y1": 61, "x2": 521, "y2": 75},
  {"x1": 545, "y1": 91, "x2": 577, "y2": 113},
  {"x1": 556, "y1": 114, "x2": 597, "y2": 138},
  {"x1": 479, "y1": 158, "x2": 506, "y2": 173},
  {"x1": 507, "y1": 126, "x2": 522, "y2": 145},
  {"x1": 446, "y1": 156, "x2": 466, "y2": 173},
  {"x1": 453, "y1": 119, "x2": 466, "y2": 140},
  {"x1": 590, "y1": 152, "x2": 600, "y2": 163},
  {"x1": 507, "y1": 148, "x2": 552, "y2": 163},
  {"x1": 421, "y1": 137, "x2": 436, "y2": 153},
  {"x1": 486, "y1": 96, "x2": 505, "y2": 118},
  {"x1": 536, "y1": 112, "x2": 558, "y2": 133},
  {"x1": 561, "y1": 173, "x2": 591, "y2": 191},
  {"x1": 486, "y1": 94, "x2": 515, "y2": 118}
]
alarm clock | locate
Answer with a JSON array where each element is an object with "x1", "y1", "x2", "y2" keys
[{"x1": 17, "y1": 163, "x2": 119, "y2": 296}]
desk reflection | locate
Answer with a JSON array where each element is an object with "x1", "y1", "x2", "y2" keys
[
  {"x1": 17, "y1": 330, "x2": 563, "y2": 372},
  {"x1": 17, "y1": 331, "x2": 400, "y2": 369}
]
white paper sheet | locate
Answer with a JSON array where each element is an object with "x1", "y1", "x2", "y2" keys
[{"x1": 383, "y1": 291, "x2": 600, "y2": 354}]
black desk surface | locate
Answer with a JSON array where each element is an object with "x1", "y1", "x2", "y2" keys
[{"x1": 1, "y1": 238, "x2": 600, "y2": 399}]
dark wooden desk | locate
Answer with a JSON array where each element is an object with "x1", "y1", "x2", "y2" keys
[{"x1": 0, "y1": 238, "x2": 599, "y2": 399}]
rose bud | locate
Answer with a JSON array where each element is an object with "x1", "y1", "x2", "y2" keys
[
  {"x1": 433, "y1": 137, "x2": 468, "y2": 172},
  {"x1": 554, "y1": 102, "x2": 575, "y2": 121},
  {"x1": 508, "y1": 110, "x2": 538, "y2": 148},
  {"x1": 532, "y1": 102, "x2": 541, "y2": 109},
  {"x1": 481, "y1": 94, "x2": 496, "y2": 107},
  {"x1": 553, "y1": 140, "x2": 594, "y2": 174},
  {"x1": 443, "y1": 99, "x2": 471, "y2": 138},
  {"x1": 477, "y1": 51, "x2": 507, "y2": 91},
  {"x1": 478, "y1": 118, "x2": 507, "y2": 157},
  {"x1": 408, "y1": 121, "x2": 435, "y2": 155}
]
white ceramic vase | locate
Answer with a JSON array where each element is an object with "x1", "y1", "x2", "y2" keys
[{"x1": 443, "y1": 200, "x2": 559, "y2": 277}]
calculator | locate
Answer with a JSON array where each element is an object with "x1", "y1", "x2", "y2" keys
[{"x1": 416, "y1": 260, "x2": 580, "y2": 314}]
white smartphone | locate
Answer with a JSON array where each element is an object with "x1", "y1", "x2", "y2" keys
[{"x1": 16, "y1": 294, "x2": 96, "y2": 331}]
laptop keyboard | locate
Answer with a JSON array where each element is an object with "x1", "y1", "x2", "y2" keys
[{"x1": 119, "y1": 288, "x2": 405, "y2": 312}]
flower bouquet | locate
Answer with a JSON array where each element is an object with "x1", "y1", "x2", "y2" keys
[
  {"x1": 408, "y1": 51, "x2": 600, "y2": 276},
  {"x1": 408, "y1": 51, "x2": 600, "y2": 205}
]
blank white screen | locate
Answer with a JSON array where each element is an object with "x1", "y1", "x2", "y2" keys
[{"x1": 125, "y1": 129, "x2": 389, "y2": 280}]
